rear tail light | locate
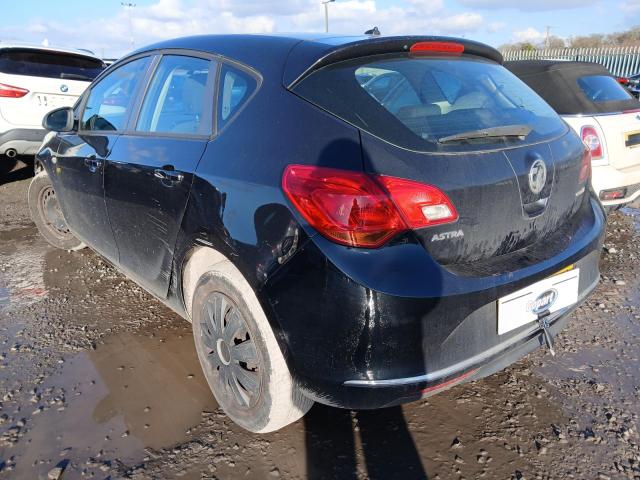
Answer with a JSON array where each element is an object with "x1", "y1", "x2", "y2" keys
[
  {"x1": 410, "y1": 41, "x2": 465, "y2": 56},
  {"x1": 0, "y1": 83, "x2": 29, "y2": 98},
  {"x1": 579, "y1": 145, "x2": 592, "y2": 184},
  {"x1": 600, "y1": 188, "x2": 626, "y2": 201},
  {"x1": 616, "y1": 77, "x2": 629, "y2": 85},
  {"x1": 376, "y1": 175, "x2": 458, "y2": 227},
  {"x1": 282, "y1": 165, "x2": 458, "y2": 248},
  {"x1": 581, "y1": 125, "x2": 603, "y2": 160}
]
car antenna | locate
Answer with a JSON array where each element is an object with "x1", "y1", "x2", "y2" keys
[{"x1": 364, "y1": 27, "x2": 381, "y2": 36}]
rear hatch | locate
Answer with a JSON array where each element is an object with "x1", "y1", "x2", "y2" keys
[
  {"x1": 0, "y1": 48, "x2": 104, "y2": 127},
  {"x1": 290, "y1": 40, "x2": 589, "y2": 268}
]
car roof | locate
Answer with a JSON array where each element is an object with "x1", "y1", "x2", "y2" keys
[
  {"x1": 505, "y1": 59, "x2": 610, "y2": 77},
  {"x1": 125, "y1": 34, "x2": 502, "y2": 87},
  {"x1": 505, "y1": 59, "x2": 638, "y2": 115},
  {"x1": 0, "y1": 41, "x2": 101, "y2": 60}
]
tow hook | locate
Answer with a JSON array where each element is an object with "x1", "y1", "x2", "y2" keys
[{"x1": 538, "y1": 313, "x2": 555, "y2": 356}]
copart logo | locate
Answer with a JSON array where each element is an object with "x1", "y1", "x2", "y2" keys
[
  {"x1": 528, "y1": 159, "x2": 547, "y2": 195},
  {"x1": 527, "y1": 289, "x2": 558, "y2": 315},
  {"x1": 431, "y1": 230, "x2": 464, "y2": 242}
]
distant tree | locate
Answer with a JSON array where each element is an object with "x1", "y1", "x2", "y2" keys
[
  {"x1": 499, "y1": 41, "x2": 538, "y2": 51},
  {"x1": 546, "y1": 36, "x2": 566, "y2": 49},
  {"x1": 569, "y1": 34, "x2": 605, "y2": 49},
  {"x1": 610, "y1": 26, "x2": 640, "y2": 46},
  {"x1": 569, "y1": 27, "x2": 640, "y2": 48}
]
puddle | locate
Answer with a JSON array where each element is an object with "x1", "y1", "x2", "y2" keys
[
  {"x1": 10, "y1": 326, "x2": 216, "y2": 475},
  {"x1": 0, "y1": 226, "x2": 49, "y2": 310}
]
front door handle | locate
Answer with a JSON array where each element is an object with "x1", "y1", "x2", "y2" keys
[
  {"x1": 154, "y1": 168, "x2": 184, "y2": 183},
  {"x1": 84, "y1": 157, "x2": 102, "y2": 173}
]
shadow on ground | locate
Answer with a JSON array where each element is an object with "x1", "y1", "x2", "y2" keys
[{"x1": 0, "y1": 156, "x2": 33, "y2": 186}]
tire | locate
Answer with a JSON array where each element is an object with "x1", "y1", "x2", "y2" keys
[
  {"x1": 191, "y1": 270, "x2": 313, "y2": 433},
  {"x1": 28, "y1": 171, "x2": 86, "y2": 251}
]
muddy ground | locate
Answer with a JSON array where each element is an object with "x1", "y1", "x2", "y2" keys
[{"x1": 1, "y1": 159, "x2": 639, "y2": 480}]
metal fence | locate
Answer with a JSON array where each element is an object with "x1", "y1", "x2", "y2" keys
[{"x1": 501, "y1": 47, "x2": 640, "y2": 78}]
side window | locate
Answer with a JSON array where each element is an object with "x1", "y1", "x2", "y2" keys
[
  {"x1": 136, "y1": 55, "x2": 213, "y2": 135},
  {"x1": 217, "y1": 64, "x2": 257, "y2": 130},
  {"x1": 81, "y1": 57, "x2": 150, "y2": 132}
]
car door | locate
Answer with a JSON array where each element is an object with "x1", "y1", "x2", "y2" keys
[
  {"x1": 54, "y1": 56, "x2": 152, "y2": 262},
  {"x1": 104, "y1": 53, "x2": 216, "y2": 298}
]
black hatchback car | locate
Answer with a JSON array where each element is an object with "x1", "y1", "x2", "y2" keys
[{"x1": 30, "y1": 34, "x2": 605, "y2": 432}]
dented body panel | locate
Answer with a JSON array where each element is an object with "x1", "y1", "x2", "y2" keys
[{"x1": 36, "y1": 34, "x2": 606, "y2": 410}]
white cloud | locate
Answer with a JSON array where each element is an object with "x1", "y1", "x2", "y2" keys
[
  {"x1": 620, "y1": 0, "x2": 640, "y2": 13},
  {"x1": 458, "y1": 0, "x2": 597, "y2": 11},
  {"x1": 487, "y1": 21, "x2": 506, "y2": 33},
  {"x1": 512, "y1": 27, "x2": 545, "y2": 43},
  {"x1": 0, "y1": 0, "x2": 488, "y2": 58}
]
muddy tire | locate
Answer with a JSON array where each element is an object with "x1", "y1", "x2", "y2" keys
[
  {"x1": 28, "y1": 171, "x2": 86, "y2": 251},
  {"x1": 191, "y1": 270, "x2": 313, "y2": 433}
]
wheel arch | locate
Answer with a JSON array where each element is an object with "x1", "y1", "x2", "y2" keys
[
  {"x1": 179, "y1": 244, "x2": 301, "y2": 379},
  {"x1": 181, "y1": 245, "x2": 233, "y2": 320},
  {"x1": 34, "y1": 159, "x2": 45, "y2": 174}
]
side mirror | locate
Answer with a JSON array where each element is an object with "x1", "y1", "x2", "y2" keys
[{"x1": 43, "y1": 107, "x2": 75, "y2": 132}]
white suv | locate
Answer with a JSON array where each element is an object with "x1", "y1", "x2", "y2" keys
[{"x1": 0, "y1": 43, "x2": 105, "y2": 159}]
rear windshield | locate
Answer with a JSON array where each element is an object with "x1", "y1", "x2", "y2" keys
[
  {"x1": 577, "y1": 75, "x2": 633, "y2": 102},
  {"x1": 0, "y1": 49, "x2": 105, "y2": 81},
  {"x1": 292, "y1": 54, "x2": 567, "y2": 152}
]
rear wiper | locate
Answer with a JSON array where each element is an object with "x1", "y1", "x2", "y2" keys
[
  {"x1": 60, "y1": 73, "x2": 94, "y2": 81},
  {"x1": 438, "y1": 124, "x2": 532, "y2": 144}
]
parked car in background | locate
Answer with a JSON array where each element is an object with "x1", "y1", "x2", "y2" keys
[
  {"x1": 623, "y1": 73, "x2": 640, "y2": 98},
  {"x1": 30, "y1": 35, "x2": 604, "y2": 432},
  {"x1": 507, "y1": 60, "x2": 640, "y2": 210},
  {"x1": 0, "y1": 43, "x2": 105, "y2": 160}
]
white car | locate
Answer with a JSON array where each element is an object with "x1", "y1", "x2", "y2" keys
[
  {"x1": 0, "y1": 43, "x2": 105, "y2": 159},
  {"x1": 506, "y1": 60, "x2": 640, "y2": 210}
]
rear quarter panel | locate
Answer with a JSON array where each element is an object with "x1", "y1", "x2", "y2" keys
[{"x1": 171, "y1": 76, "x2": 364, "y2": 325}]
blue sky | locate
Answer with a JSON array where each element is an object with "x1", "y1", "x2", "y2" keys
[{"x1": 1, "y1": 0, "x2": 639, "y2": 58}]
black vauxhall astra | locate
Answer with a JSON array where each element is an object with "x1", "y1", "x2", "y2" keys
[{"x1": 29, "y1": 34, "x2": 605, "y2": 432}]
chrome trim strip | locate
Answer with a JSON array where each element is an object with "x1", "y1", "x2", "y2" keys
[{"x1": 343, "y1": 276, "x2": 599, "y2": 388}]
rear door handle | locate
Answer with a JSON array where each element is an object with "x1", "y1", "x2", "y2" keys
[
  {"x1": 154, "y1": 168, "x2": 184, "y2": 183},
  {"x1": 84, "y1": 157, "x2": 102, "y2": 173}
]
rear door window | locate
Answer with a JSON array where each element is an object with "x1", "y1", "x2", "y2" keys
[
  {"x1": 0, "y1": 49, "x2": 105, "y2": 81},
  {"x1": 136, "y1": 55, "x2": 213, "y2": 135},
  {"x1": 217, "y1": 64, "x2": 258, "y2": 130},
  {"x1": 577, "y1": 75, "x2": 633, "y2": 102},
  {"x1": 80, "y1": 56, "x2": 151, "y2": 132},
  {"x1": 293, "y1": 54, "x2": 567, "y2": 152}
]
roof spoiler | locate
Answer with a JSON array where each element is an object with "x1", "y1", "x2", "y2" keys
[{"x1": 284, "y1": 35, "x2": 503, "y2": 88}]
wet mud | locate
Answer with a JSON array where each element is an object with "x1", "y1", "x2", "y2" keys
[{"x1": 1, "y1": 172, "x2": 639, "y2": 479}]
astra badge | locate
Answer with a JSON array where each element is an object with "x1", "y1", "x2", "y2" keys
[
  {"x1": 431, "y1": 230, "x2": 464, "y2": 242},
  {"x1": 527, "y1": 289, "x2": 558, "y2": 315},
  {"x1": 60, "y1": 84, "x2": 69, "y2": 93},
  {"x1": 528, "y1": 159, "x2": 547, "y2": 195}
]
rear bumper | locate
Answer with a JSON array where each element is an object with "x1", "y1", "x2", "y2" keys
[
  {"x1": 262, "y1": 196, "x2": 605, "y2": 409},
  {"x1": 339, "y1": 273, "x2": 598, "y2": 409},
  {"x1": 592, "y1": 162, "x2": 640, "y2": 206},
  {"x1": 0, "y1": 128, "x2": 47, "y2": 156}
]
